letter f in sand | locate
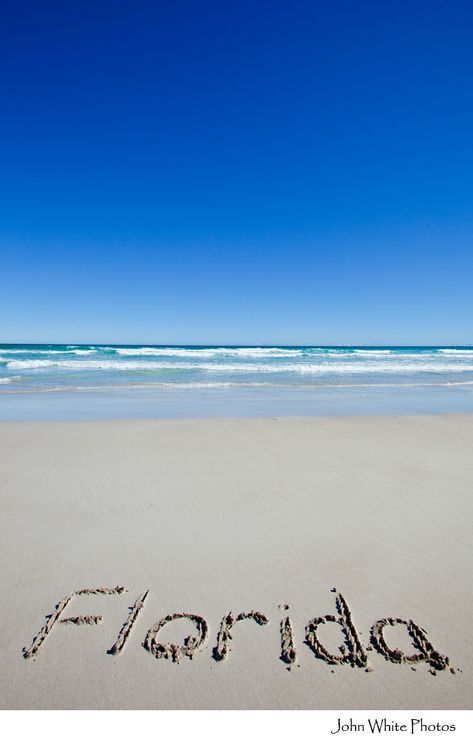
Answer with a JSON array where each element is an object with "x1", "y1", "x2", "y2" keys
[{"x1": 23, "y1": 586, "x2": 148, "y2": 659}]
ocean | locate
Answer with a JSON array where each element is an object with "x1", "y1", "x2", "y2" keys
[{"x1": 1, "y1": 344, "x2": 473, "y2": 420}]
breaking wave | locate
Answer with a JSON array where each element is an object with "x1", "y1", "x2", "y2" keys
[{"x1": 3, "y1": 357, "x2": 473, "y2": 375}]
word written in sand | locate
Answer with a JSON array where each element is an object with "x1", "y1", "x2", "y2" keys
[{"x1": 23, "y1": 586, "x2": 456, "y2": 674}]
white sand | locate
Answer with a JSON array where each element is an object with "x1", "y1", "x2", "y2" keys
[{"x1": 0, "y1": 414, "x2": 471, "y2": 709}]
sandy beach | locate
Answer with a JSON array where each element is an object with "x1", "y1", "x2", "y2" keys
[{"x1": 0, "y1": 414, "x2": 471, "y2": 710}]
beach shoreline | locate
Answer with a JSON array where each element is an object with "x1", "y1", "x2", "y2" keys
[{"x1": 1, "y1": 414, "x2": 472, "y2": 709}]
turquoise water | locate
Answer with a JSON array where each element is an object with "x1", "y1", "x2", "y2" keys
[{"x1": 1, "y1": 344, "x2": 473, "y2": 419}]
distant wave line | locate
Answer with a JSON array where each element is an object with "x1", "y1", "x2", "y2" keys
[
  {"x1": 1, "y1": 345, "x2": 473, "y2": 362},
  {"x1": 0, "y1": 349, "x2": 96, "y2": 355}
]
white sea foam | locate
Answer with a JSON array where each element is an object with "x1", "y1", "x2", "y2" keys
[
  {"x1": 111, "y1": 346, "x2": 304, "y2": 358},
  {"x1": 438, "y1": 349, "x2": 473, "y2": 354},
  {"x1": 351, "y1": 351, "x2": 433, "y2": 359},
  {"x1": 0, "y1": 349, "x2": 65, "y2": 354},
  {"x1": 353, "y1": 350, "x2": 393, "y2": 355},
  {"x1": 5, "y1": 357, "x2": 473, "y2": 375}
]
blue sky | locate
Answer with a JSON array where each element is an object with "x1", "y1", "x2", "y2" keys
[{"x1": 1, "y1": 0, "x2": 472, "y2": 344}]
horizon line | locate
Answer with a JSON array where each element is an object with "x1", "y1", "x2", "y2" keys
[{"x1": 1, "y1": 341, "x2": 472, "y2": 348}]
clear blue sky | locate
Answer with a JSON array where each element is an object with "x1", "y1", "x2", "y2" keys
[{"x1": 1, "y1": 0, "x2": 472, "y2": 345}]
